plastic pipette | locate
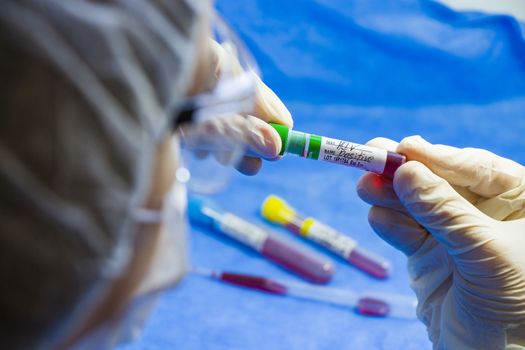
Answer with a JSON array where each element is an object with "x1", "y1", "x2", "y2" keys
[
  {"x1": 192, "y1": 267, "x2": 417, "y2": 319},
  {"x1": 270, "y1": 123, "x2": 406, "y2": 177},
  {"x1": 188, "y1": 196, "x2": 334, "y2": 284},
  {"x1": 261, "y1": 195, "x2": 391, "y2": 279}
]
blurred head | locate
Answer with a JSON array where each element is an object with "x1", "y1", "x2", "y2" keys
[{"x1": 0, "y1": 0, "x2": 211, "y2": 348}]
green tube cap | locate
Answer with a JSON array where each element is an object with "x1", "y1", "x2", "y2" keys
[{"x1": 269, "y1": 123, "x2": 289, "y2": 156}]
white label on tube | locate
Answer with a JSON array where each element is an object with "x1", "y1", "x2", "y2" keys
[
  {"x1": 306, "y1": 221, "x2": 357, "y2": 258},
  {"x1": 319, "y1": 137, "x2": 387, "y2": 173},
  {"x1": 219, "y1": 213, "x2": 268, "y2": 251}
]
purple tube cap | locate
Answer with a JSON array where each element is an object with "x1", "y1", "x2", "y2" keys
[
  {"x1": 356, "y1": 297, "x2": 390, "y2": 317},
  {"x1": 382, "y1": 151, "x2": 406, "y2": 178}
]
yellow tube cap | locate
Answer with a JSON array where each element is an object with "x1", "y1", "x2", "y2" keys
[{"x1": 261, "y1": 195, "x2": 295, "y2": 225}]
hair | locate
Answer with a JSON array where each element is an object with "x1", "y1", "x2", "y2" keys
[
  {"x1": 0, "y1": 0, "x2": 203, "y2": 348},
  {"x1": 0, "y1": 28, "x2": 118, "y2": 350}
]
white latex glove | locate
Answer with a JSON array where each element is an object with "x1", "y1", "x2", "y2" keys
[
  {"x1": 188, "y1": 39, "x2": 293, "y2": 175},
  {"x1": 356, "y1": 136, "x2": 525, "y2": 350}
]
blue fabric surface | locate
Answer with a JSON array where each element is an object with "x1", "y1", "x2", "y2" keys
[{"x1": 119, "y1": 1, "x2": 525, "y2": 349}]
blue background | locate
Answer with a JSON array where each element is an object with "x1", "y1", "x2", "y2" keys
[{"x1": 121, "y1": 0, "x2": 525, "y2": 349}]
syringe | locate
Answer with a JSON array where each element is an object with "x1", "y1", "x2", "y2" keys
[
  {"x1": 192, "y1": 267, "x2": 417, "y2": 319},
  {"x1": 188, "y1": 196, "x2": 335, "y2": 284},
  {"x1": 261, "y1": 195, "x2": 391, "y2": 279},
  {"x1": 270, "y1": 123, "x2": 406, "y2": 177}
]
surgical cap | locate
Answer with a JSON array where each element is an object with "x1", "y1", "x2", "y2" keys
[{"x1": 0, "y1": 0, "x2": 205, "y2": 348}]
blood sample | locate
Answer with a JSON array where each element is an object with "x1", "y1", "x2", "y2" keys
[
  {"x1": 192, "y1": 267, "x2": 417, "y2": 319},
  {"x1": 261, "y1": 195, "x2": 391, "y2": 279},
  {"x1": 212, "y1": 271, "x2": 287, "y2": 295},
  {"x1": 188, "y1": 196, "x2": 334, "y2": 284},
  {"x1": 356, "y1": 297, "x2": 391, "y2": 317},
  {"x1": 270, "y1": 123, "x2": 406, "y2": 177}
]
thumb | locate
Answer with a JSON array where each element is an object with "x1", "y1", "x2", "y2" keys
[
  {"x1": 253, "y1": 74, "x2": 293, "y2": 127},
  {"x1": 393, "y1": 161, "x2": 495, "y2": 255},
  {"x1": 212, "y1": 40, "x2": 293, "y2": 128},
  {"x1": 397, "y1": 135, "x2": 525, "y2": 198}
]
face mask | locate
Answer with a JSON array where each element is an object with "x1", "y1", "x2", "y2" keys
[
  {"x1": 69, "y1": 292, "x2": 161, "y2": 350},
  {"x1": 72, "y1": 138, "x2": 189, "y2": 349}
]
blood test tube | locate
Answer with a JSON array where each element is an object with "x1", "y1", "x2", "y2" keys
[
  {"x1": 270, "y1": 123, "x2": 406, "y2": 178},
  {"x1": 188, "y1": 196, "x2": 334, "y2": 284},
  {"x1": 193, "y1": 267, "x2": 417, "y2": 319},
  {"x1": 261, "y1": 195, "x2": 391, "y2": 279}
]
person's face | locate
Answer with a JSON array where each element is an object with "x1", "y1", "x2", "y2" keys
[{"x1": 60, "y1": 4, "x2": 215, "y2": 348}]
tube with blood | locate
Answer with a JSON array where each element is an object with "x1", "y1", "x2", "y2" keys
[
  {"x1": 270, "y1": 123, "x2": 406, "y2": 178},
  {"x1": 261, "y1": 195, "x2": 391, "y2": 279},
  {"x1": 188, "y1": 196, "x2": 334, "y2": 284},
  {"x1": 192, "y1": 267, "x2": 417, "y2": 319}
]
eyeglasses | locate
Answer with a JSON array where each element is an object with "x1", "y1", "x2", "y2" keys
[{"x1": 173, "y1": 10, "x2": 261, "y2": 194}]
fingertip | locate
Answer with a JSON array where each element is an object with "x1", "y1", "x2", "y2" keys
[
  {"x1": 368, "y1": 206, "x2": 428, "y2": 256},
  {"x1": 357, "y1": 172, "x2": 408, "y2": 212},
  {"x1": 274, "y1": 108, "x2": 293, "y2": 128},
  {"x1": 236, "y1": 156, "x2": 262, "y2": 176},
  {"x1": 356, "y1": 172, "x2": 390, "y2": 204},
  {"x1": 287, "y1": 116, "x2": 294, "y2": 128},
  {"x1": 396, "y1": 135, "x2": 430, "y2": 158},
  {"x1": 246, "y1": 117, "x2": 282, "y2": 159},
  {"x1": 264, "y1": 122, "x2": 283, "y2": 157}
]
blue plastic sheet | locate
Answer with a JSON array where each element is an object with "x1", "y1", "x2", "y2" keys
[{"x1": 119, "y1": 1, "x2": 525, "y2": 349}]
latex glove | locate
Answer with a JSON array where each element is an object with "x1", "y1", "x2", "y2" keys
[
  {"x1": 187, "y1": 38, "x2": 293, "y2": 175},
  {"x1": 356, "y1": 136, "x2": 525, "y2": 350}
]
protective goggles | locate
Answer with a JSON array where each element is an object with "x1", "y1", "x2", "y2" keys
[{"x1": 173, "y1": 11, "x2": 261, "y2": 194}]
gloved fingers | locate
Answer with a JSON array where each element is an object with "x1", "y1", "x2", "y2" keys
[
  {"x1": 190, "y1": 149, "x2": 264, "y2": 176},
  {"x1": 368, "y1": 206, "x2": 429, "y2": 256},
  {"x1": 451, "y1": 184, "x2": 481, "y2": 205},
  {"x1": 235, "y1": 116, "x2": 282, "y2": 174},
  {"x1": 393, "y1": 161, "x2": 495, "y2": 255},
  {"x1": 186, "y1": 38, "x2": 226, "y2": 96},
  {"x1": 235, "y1": 156, "x2": 262, "y2": 176},
  {"x1": 213, "y1": 40, "x2": 244, "y2": 77},
  {"x1": 357, "y1": 137, "x2": 406, "y2": 211},
  {"x1": 365, "y1": 137, "x2": 489, "y2": 215},
  {"x1": 180, "y1": 113, "x2": 281, "y2": 179},
  {"x1": 253, "y1": 74, "x2": 293, "y2": 127},
  {"x1": 357, "y1": 172, "x2": 406, "y2": 212},
  {"x1": 181, "y1": 114, "x2": 276, "y2": 157},
  {"x1": 180, "y1": 114, "x2": 245, "y2": 153},
  {"x1": 243, "y1": 115, "x2": 282, "y2": 159},
  {"x1": 397, "y1": 136, "x2": 525, "y2": 198}
]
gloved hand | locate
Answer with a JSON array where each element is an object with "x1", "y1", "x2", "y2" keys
[
  {"x1": 356, "y1": 136, "x2": 525, "y2": 350},
  {"x1": 186, "y1": 38, "x2": 293, "y2": 175}
]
